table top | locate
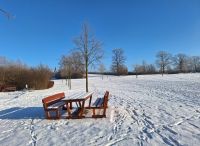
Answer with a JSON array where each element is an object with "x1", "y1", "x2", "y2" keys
[{"x1": 62, "y1": 91, "x2": 94, "y2": 101}]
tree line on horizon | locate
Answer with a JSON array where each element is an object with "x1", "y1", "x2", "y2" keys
[
  {"x1": 59, "y1": 47, "x2": 200, "y2": 78},
  {"x1": 133, "y1": 51, "x2": 200, "y2": 76}
]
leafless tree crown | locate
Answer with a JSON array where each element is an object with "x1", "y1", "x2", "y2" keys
[
  {"x1": 59, "y1": 52, "x2": 84, "y2": 79},
  {"x1": 111, "y1": 48, "x2": 127, "y2": 75},
  {"x1": 74, "y1": 23, "x2": 103, "y2": 66},
  {"x1": 156, "y1": 51, "x2": 172, "y2": 75},
  {"x1": 173, "y1": 53, "x2": 188, "y2": 72}
]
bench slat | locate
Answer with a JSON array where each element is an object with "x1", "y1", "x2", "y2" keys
[
  {"x1": 42, "y1": 92, "x2": 65, "y2": 104},
  {"x1": 92, "y1": 98, "x2": 101, "y2": 107},
  {"x1": 47, "y1": 101, "x2": 65, "y2": 109},
  {"x1": 93, "y1": 98, "x2": 104, "y2": 107},
  {"x1": 97, "y1": 98, "x2": 104, "y2": 107}
]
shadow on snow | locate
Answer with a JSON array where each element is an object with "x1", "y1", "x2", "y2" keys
[{"x1": 0, "y1": 107, "x2": 45, "y2": 119}]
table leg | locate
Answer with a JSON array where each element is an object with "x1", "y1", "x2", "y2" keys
[
  {"x1": 67, "y1": 102, "x2": 72, "y2": 118},
  {"x1": 70, "y1": 102, "x2": 72, "y2": 109},
  {"x1": 80, "y1": 100, "x2": 85, "y2": 118},
  {"x1": 88, "y1": 95, "x2": 92, "y2": 108}
]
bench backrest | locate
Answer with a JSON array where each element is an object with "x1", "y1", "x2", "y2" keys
[
  {"x1": 5, "y1": 86, "x2": 16, "y2": 91},
  {"x1": 42, "y1": 92, "x2": 65, "y2": 109},
  {"x1": 103, "y1": 91, "x2": 109, "y2": 108},
  {"x1": 1, "y1": 85, "x2": 16, "y2": 92}
]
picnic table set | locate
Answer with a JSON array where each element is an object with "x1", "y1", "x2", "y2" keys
[{"x1": 42, "y1": 91, "x2": 109, "y2": 119}]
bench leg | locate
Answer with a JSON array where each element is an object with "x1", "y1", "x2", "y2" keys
[
  {"x1": 103, "y1": 107, "x2": 107, "y2": 117},
  {"x1": 70, "y1": 102, "x2": 72, "y2": 109},
  {"x1": 91, "y1": 108, "x2": 107, "y2": 118},
  {"x1": 93, "y1": 109, "x2": 95, "y2": 117},
  {"x1": 88, "y1": 95, "x2": 92, "y2": 108},
  {"x1": 45, "y1": 111, "x2": 50, "y2": 119},
  {"x1": 56, "y1": 110, "x2": 60, "y2": 119},
  {"x1": 45, "y1": 110, "x2": 61, "y2": 119}
]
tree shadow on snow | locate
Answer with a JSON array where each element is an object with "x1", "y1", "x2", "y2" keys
[{"x1": 0, "y1": 107, "x2": 45, "y2": 119}]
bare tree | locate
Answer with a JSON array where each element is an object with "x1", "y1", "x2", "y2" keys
[
  {"x1": 156, "y1": 51, "x2": 172, "y2": 76},
  {"x1": 173, "y1": 53, "x2": 188, "y2": 73},
  {"x1": 70, "y1": 51, "x2": 85, "y2": 78},
  {"x1": 59, "y1": 55, "x2": 72, "y2": 89},
  {"x1": 189, "y1": 56, "x2": 200, "y2": 72},
  {"x1": 111, "y1": 48, "x2": 127, "y2": 75},
  {"x1": 133, "y1": 64, "x2": 140, "y2": 78},
  {"x1": 142, "y1": 60, "x2": 147, "y2": 73},
  {"x1": 74, "y1": 23, "x2": 103, "y2": 92},
  {"x1": 98, "y1": 63, "x2": 106, "y2": 79},
  {"x1": 147, "y1": 64, "x2": 156, "y2": 73},
  {"x1": 59, "y1": 52, "x2": 84, "y2": 89}
]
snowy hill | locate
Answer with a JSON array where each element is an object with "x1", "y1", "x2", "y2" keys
[{"x1": 0, "y1": 73, "x2": 200, "y2": 146}]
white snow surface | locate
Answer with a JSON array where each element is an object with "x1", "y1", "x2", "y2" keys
[{"x1": 0, "y1": 73, "x2": 200, "y2": 146}]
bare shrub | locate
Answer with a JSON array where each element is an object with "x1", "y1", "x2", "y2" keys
[
  {"x1": 0, "y1": 64, "x2": 52, "y2": 90},
  {"x1": 29, "y1": 65, "x2": 52, "y2": 90}
]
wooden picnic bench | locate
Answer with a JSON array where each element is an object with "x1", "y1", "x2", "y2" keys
[
  {"x1": 4, "y1": 86, "x2": 16, "y2": 92},
  {"x1": 42, "y1": 92, "x2": 65, "y2": 119},
  {"x1": 86, "y1": 91, "x2": 109, "y2": 118},
  {"x1": 1, "y1": 85, "x2": 16, "y2": 92}
]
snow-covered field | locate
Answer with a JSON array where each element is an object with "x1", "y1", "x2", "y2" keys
[{"x1": 0, "y1": 74, "x2": 200, "y2": 146}]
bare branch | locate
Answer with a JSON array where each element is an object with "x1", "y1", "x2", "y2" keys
[{"x1": 0, "y1": 8, "x2": 13, "y2": 19}]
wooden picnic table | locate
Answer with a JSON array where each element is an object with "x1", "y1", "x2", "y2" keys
[{"x1": 62, "y1": 92, "x2": 93, "y2": 119}]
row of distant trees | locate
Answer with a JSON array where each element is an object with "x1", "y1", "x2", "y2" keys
[
  {"x1": 59, "y1": 47, "x2": 200, "y2": 84},
  {"x1": 83, "y1": 49, "x2": 200, "y2": 77},
  {"x1": 134, "y1": 51, "x2": 200, "y2": 76},
  {"x1": 97, "y1": 49, "x2": 200, "y2": 76}
]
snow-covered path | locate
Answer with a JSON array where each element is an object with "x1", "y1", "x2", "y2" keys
[{"x1": 0, "y1": 74, "x2": 200, "y2": 146}]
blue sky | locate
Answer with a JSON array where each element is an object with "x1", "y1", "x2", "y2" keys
[{"x1": 0, "y1": 0, "x2": 200, "y2": 71}]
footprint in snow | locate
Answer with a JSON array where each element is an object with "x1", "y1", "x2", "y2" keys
[
  {"x1": 47, "y1": 125, "x2": 58, "y2": 130},
  {"x1": 127, "y1": 126, "x2": 132, "y2": 133},
  {"x1": 108, "y1": 135, "x2": 113, "y2": 141},
  {"x1": 195, "y1": 109, "x2": 200, "y2": 113}
]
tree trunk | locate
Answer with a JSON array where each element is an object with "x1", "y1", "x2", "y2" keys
[
  {"x1": 69, "y1": 70, "x2": 71, "y2": 90},
  {"x1": 86, "y1": 61, "x2": 88, "y2": 92}
]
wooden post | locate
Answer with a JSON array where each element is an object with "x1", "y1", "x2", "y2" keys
[{"x1": 88, "y1": 95, "x2": 92, "y2": 108}]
